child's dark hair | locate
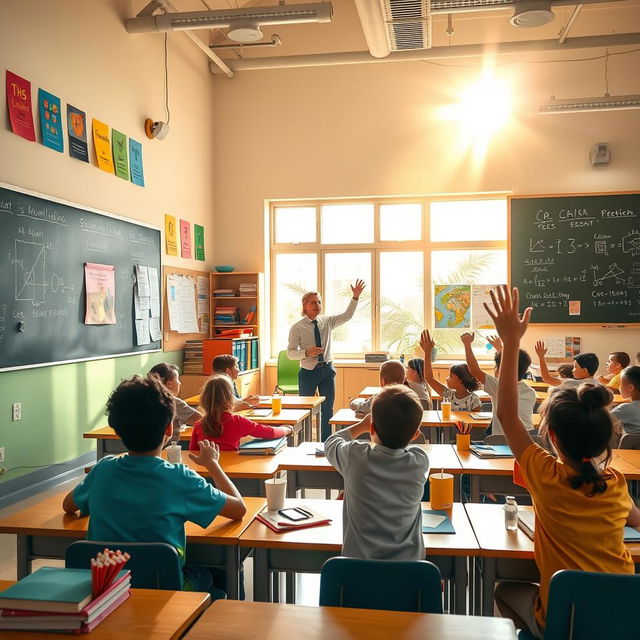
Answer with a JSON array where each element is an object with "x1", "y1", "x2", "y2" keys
[
  {"x1": 610, "y1": 352, "x2": 631, "y2": 369},
  {"x1": 148, "y1": 362, "x2": 179, "y2": 385},
  {"x1": 540, "y1": 383, "x2": 614, "y2": 497},
  {"x1": 407, "y1": 358, "x2": 425, "y2": 383},
  {"x1": 213, "y1": 354, "x2": 238, "y2": 372},
  {"x1": 371, "y1": 385, "x2": 422, "y2": 449},
  {"x1": 495, "y1": 349, "x2": 532, "y2": 381},
  {"x1": 449, "y1": 364, "x2": 479, "y2": 392},
  {"x1": 574, "y1": 352, "x2": 599, "y2": 376},
  {"x1": 557, "y1": 364, "x2": 574, "y2": 379},
  {"x1": 622, "y1": 366, "x2": 640, "y2": 391},
  {"x1": 106, "y1": 375, "x2": 175, "y2": 452}
]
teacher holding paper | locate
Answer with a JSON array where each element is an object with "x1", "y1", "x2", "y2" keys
[{"x1": 287, "y1": 279, "x2": 366, "y2": 441}]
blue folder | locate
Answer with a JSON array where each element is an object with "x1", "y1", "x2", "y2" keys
[{"x1": 422, "y1": 509, "x2": 456, "y2": 534}]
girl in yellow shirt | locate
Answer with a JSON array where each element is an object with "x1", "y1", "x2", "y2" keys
[{"x1": 484, "y1": 286, "x2": 640, "y2": 639}]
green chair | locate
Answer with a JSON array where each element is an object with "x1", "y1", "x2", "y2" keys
[{"x1": 276, "y1": 350, "x2": 299, "y2": 395}]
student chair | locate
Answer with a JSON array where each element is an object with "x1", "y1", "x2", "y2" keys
[
  {"x1": 65, "y1": 541, "x2": 182, "y2": 590},
  {"x1": 518, "y1": 570, "x2": 640, "y2": 640},
  {"x1": 619, "y1": 434, "x2": 640, "y2": 450},
  {"x1": 319, "y1": 557, "x2": 443, "y2": 613},
  {"x1": 276, "y1": 350, "x2": 299, "y2": 395}
]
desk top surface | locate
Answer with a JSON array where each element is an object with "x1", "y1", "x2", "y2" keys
[
  {"x1": 185, "y1": 394, "x2": 325, "y2": 408},
  {"x1": 184, "y1": 600, "x2": 517, "y2": 640},
  {"x1": 0, "y1": 581, "x2": 210, "y2": 640},
  {"x1": 358, "y1": 387, "x2": 491, "y2": 401},
  {"x1": 239, "y1": 499, "x2": 479, "y2": 556},
  {"x1": 235, "y1": 408, "x2": 310, "y2": 425},
  {"x1": 164, "y1": 449, "x2": 281, "y2": 479}
]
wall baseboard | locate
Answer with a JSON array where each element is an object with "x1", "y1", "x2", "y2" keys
[{"x1": 0, "y1": 451, "x2": 96, "y2": 510}]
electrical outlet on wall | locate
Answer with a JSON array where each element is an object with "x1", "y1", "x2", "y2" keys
[
  {"x1": 0, "y1": 447, "x2": 5, "y2": 463},
  {"x1": 12, "y1": 403, "x2": 21, "y2": 421}
]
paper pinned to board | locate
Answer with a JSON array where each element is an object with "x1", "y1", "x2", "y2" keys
[
  {"x1": 543, "y1": 337, "x2": 565, "y2": 359},
  {"x1": 135, "y1": 317, "x2": 150, "y2": 345},
  {"x1": 166, "y1": 274, "x2": 199, "y2": 333},
  {"x1": 148, "y1": 266, "x2": 160, "y2": 318}
]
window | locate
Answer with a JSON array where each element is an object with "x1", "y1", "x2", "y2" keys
[{"x1": 270, "y1": 197, "x2": 507, "y2": 358}]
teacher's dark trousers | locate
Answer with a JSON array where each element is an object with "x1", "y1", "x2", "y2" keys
[{"x1": 298, "y1": 363, "x2": 336, "y2": 441}]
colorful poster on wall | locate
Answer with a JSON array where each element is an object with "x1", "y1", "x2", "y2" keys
[
  {"x1": 112, "y1": 129, "x2": 129, "y2": 180},
  {"x1": 92, "y1": 118, "x2": 114, "y2": 173},
  {"x1": 129, "y1": 138, "x2": 145, "y2": 187},
  {"x1": 471, "y1": 284, "x2": 503, "y2": 330},
  {"x1": 180, "y1": 220, "x2": 192, "y2": 259},
  {"x1": 165, "y1": 214, "x2": 178, "y2": 256},
  {"x1": 6, "y1": 71, "x2": 36, "y2": 141},
  {"x1": 67, "y1": 104, "x2": 89, "y2": 162},
  {"x1": 84, "y1": 263, "x2": 116, "y2": 325},
  {"x1": 194, "y1": 224, "x2": 205, "y2": 261},
  {"x1": 433, "y1": 284, "x2": 471, "y2": 329},
  {"x1": 37, "y1": 89, "x2": 64, "y2": 152}
]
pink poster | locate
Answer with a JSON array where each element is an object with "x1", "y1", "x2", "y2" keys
[
  {"x1": 180, "y1": 219, "x2": 192, "y2": 259},
  {"x1": 84, "y1": 263, "x2": 116, "y2": 325},
  {"x1": 6, "y1": 71, "x2": 36, "y2": 141}
]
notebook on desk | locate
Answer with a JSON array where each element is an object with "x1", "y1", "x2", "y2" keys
[
  {"x1": 468, "y1": 412, "x2": 493, "y2": 420},
  {"x1": 244, "y1": 409, "x2": 272, "y2": 418},
  {"x1": 470, "y1": 444, "x2": 514, "y2": 459},
  {"x1": 239, "y1": 437, "x2": 287, "y2": 455},
  {"x1": 421, "y1": 510, "x2": 455, "y2": 534}
]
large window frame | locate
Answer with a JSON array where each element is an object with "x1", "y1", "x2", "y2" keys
[{"x1": 269, "y1": 195, "x2": 508, "y2": 359}]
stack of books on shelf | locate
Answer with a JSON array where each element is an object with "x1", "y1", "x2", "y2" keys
[
  {"x1": 213, "y1": 288, "x2": 236, "y2": 297},
  {"x1": 232, "y1": 337, "x2": 259, "y2": 371},
  {"x1": 215, "y1": 328, "x2": 254, "y2": 338},
  {"x1": 202, "y1": 337, "x2": 259, "y2": 374},
  {"x1": 364, "y1": 351, "x2": 389, "y2": 363},
  {"x1": 183, "y1": 340, "x2": 204, "y2": 373},
  {"x1": 239, "y1": 283, "x2": 257, "y2": 297},
  {"x1": 215, "y1": 306, "x2": 240, "y2": 325}
]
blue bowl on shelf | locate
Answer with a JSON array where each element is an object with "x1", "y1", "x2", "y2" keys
[{"x1": 214, "y1": 265, "x2": 235, "y2": 273}]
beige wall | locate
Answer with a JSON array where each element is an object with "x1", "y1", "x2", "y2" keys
[{"x1": 211, "y1": 50, "x2": 640, "y2": 357}]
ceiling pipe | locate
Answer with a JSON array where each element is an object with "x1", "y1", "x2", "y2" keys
[
  {"x1": 209, "y1": 31, "x2": 640, "y2": 73},
  {"x1": 352, "y1": 0, "x2": 391, "y2": 58},
  {"x1": 558, "y1": 5, "x2": 582, "y2": 44}
]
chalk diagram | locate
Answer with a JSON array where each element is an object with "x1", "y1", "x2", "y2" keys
[
  {"x1": 622, "y1": 231, "x2": 640, "y2": 255},
  {"x1": 629, "y1": 262, "x2": 640, "y2": 289},
  {"x1": 13, "y1": 239, "x2": 47, "y2": 304},
  {"x1": 592, "y1": 262, "x2": 625, "y2": 287}
]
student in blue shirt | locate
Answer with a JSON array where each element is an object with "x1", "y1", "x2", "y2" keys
[{"x1": 63, "y1": 375, "x2": 246, "y2": 593}]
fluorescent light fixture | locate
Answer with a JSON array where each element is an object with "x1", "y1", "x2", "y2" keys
[{"x1": 538, "y1": 94, "x2": 640, "y2": 114}]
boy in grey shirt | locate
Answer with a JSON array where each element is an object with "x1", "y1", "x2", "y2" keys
[
  {"x1": 613, "y1": 366, "x2": 640, "y2": 434},
  {"x1": 325, "y1": 385, "x2": 429, "y2": 561}
]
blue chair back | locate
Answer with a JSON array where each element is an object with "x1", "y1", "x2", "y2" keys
[
  {"x1": 65, "y1": 541, "x2": 183, "y2": 590},
  {"x1": 319, "y1": 557, "x2": 443, "y2": 613},
  {"x1": 543, "y1": 570, "x2": 640, "y2": 640}
]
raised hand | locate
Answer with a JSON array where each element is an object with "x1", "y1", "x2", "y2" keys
[
  {"x1": 534, "y1": 340, "x2": 547, "y2": 359},
  {"x1": 189, "y1": 439, "x2": 220, "y2": 467},
  {"x1": 351, "y1": 279, "x2": 366, "y2": 300},
  {"x1": 420, "y1": 329, "x2": 435, "y2": 354},
  {"x1": 460, "y1": 331, "x2": 475, "y2": 346},
  {"x1": 487, "y1": 334, "x2": 503, "y2": 352},
  {"x1": 483, "y1": 286, "x2": 532, "y2": 344}
]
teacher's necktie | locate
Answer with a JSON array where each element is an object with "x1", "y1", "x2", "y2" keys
[{"x1": 311, "y1": 319, "x2": 324, "y2": 362}]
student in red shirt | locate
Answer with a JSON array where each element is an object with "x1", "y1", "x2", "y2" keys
[{"x1": 189, "y1": 375, "x2": 292, "y2": 451}]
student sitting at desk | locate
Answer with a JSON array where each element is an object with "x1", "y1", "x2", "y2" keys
[
  {"x1": 62, "y1": 375, "x2": 246, "y2": 595},
  {"x1": 597, "y1": 351, "x2": 630, "y2": 392},
  {"x1": 325, "y1": 385, "x2": 429, "y2": 560},
  {"x1": 212, "y1": 354, "x2": 259, "y2": 410},
  {"x1": 405, "y1": 357, "x2": 433, "y2": 410},
  {"x1": 484, "y1": 286, "x2": 640, "y2": 639},
  {"x1": 535, "y1": 342, "x2": 599, "y2": 389},
  {"x1": 419, "y1": 330, "x2": 482, "y2": 411},
  {"x1": 350, "y1": 360, "x2": 407, "y2": 418},
  {"x1": 612, "y1": 366, "x2": 640, "y2": 434},
  {"x1": 189, "y1": 374, "x2": 292, "y2": 451}
]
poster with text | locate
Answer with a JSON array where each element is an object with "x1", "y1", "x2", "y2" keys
[
  {"x1": 165, "y1": 214, "x2": 178, "y2": 256},
  {"x1": 129, "y1": 138, "x2": 145, "y2": 186},
  {"x1": 84, "y1": 263, "x2": 116, "y2": 325},
  {"x1": 67, "y1": 104, "x2": 89, "y2": 162},
  {"x1": 471, "y1": 284, "x2": 503, "y2": 330},
  {"x1": 194, "y1": 224, "x2": 205, "y2": 261},
  {"x1": 92, "y1": 118, "x2": 114, "y2": 173},
  {"x1": 112, "y1": 129, "x2": 129, "y2": 180},
  {"x1": 180, "y1": 219, "x2": 192, "y2": 259},
  {"x1": 38, "y1": 89, "x2": 63, "y2": 152},
  {"x1": 6, "y1": 71, "x2": 36, "y2": 141}
]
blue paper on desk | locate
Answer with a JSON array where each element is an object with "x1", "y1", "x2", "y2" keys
[
  {"x1": 624, "y1": 526, "x2": 640, "y2": 542},
  {"x1": 422, "y1": 510, "x2": 455, "y2": 534},
  {"x1": 470, "y1": 444, "x2": 514, "y2": 459}
]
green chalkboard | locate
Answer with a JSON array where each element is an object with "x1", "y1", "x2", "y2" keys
[
  {"x1": 0, "y1": 183, "x2": 161, "y2": 370},
  {"x1": 510, "y1": 193, "x2": 640, "y2": 324}
]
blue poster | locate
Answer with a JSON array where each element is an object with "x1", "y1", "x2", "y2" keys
[
  {"x1": 129, "y1": 138, "x2": 145, "y2": 187},
  {"x1": 38, "y1": 88, "x2": 63, "y2": 152}
]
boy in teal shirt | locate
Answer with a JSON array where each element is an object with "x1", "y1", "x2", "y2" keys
[{"x1": 63, "y1": 374, "x2": 246, "y2": 592}]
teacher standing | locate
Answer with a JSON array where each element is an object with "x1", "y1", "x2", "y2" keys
[{"x1": 287, "y1": 279, "x2": 366, "y2": 441}]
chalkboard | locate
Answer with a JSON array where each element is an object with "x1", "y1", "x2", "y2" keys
[
  {"x1": 510, "y1": 193, "x2": 640, "y2": 324},
  {"x1": 0, "y1": 183, "x2": 161, "y2": 370}
]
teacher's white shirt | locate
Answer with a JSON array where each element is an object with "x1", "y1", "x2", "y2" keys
[{"x1": 287, "y1": 298, "x2": 358, "y2": 370}]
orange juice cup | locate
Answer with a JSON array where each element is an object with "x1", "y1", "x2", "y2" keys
[
  {"x1": 430, "y1": 472, "x2": 454, "y2": 510},
  {"x1": 271, "y1": 395, "x2": 282, "y2": 414},
  {"x1": 456, "y1": 433, "x2": 471, "y2": 451},
  {"x1": 441, "y1": 401, "x2": 451, "y2": 421}
]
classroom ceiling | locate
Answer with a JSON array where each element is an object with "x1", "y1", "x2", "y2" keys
[{"x1": 160, "y1": 0, "x2": 640, "y2": 60}]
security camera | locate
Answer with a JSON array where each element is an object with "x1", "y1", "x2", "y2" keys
[{"x1": 144, "y1": 118, "x2": 169, "y2": 140}]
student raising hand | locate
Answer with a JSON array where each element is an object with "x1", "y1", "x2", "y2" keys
[
  {"x1": 483, "y1": 286, "x2": 532, "y2": 345},
  {"x1": 534, "y1": 340, "x2": 547, "y2": 358}
]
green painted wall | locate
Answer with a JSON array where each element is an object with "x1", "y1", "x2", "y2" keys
[{"x1": 0, "y1": 351, "x2": 181, "y2": 484}]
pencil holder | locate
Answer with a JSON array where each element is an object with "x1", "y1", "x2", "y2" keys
[
  {"x1": 456, "y1": 433, "x2": 471, "y2": 451},
  {"x1": 430, "y1": 473, "x2": 454, "y2": 510}
]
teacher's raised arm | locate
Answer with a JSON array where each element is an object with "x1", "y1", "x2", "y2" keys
[{"x1": 287, "y1": 280, "x2": 366, "y2": 441}]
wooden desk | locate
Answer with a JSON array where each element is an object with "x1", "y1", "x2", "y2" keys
[
  {"x1": 277, "y1": 443, "x2": 463, "y2": 497},
  {"x1": 525, "y1": 380, "x2": 549, "y2": 391},
  {"x1": 0, "y1": 581, "x2": 210, "y2": 640},
  {"x1": 465, "y1": 503, "x2": 640, "y2": 616},
  {"x1": 184, "y1": 600, "x2": 517, "y2": 640},
  {"x1": 237, "y1": 408, "x2": 310, "y2": 446},
  {"x1": 84, "y1": 426, "x2": 193, "y2": 459},
  {"x1": 358, "y1": 386, "x2": 491, "y2": 403},
  {"x1": 0, "y1": 489, "x2": 266, "y2": 600},
  {"x1": 239, "y1": 499, "x2": 479, "y2": 614},
  {"x1": 535, "y1": 390, "x2": 629, "y2": 406}
]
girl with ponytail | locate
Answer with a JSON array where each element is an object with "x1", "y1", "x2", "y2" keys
[{"x1": 484, "y1": 286, "x2": 640, "y2": 639}]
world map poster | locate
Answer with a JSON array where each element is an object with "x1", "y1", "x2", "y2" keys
[{"x1": 434, "y1": 284, "x2": 471, "y2": 329}]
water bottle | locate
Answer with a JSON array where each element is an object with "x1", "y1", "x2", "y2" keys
[
  {"x1": 400, "y1": 353, "x2": 405, "y2": 364},
  {"x1": 504, "y1": 496, "x2": 518, "y2": 531}
]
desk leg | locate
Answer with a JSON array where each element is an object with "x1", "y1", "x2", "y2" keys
[
  {"x1": 285, "y1": 572, "x2": 296, "y2": 603},
  {"x1": 302, "y1": 414, "x2": 311, "y2": 443},
  {"x1": 97, "y1": 441, "x2": 105, "y2": 461},
  {"x1": 287, "y1": 470, "x2": 299, "y2": 498},
  {"x1": 471, "y1": 476, "x2": 480, "y2": 503},
  {"x1": 454, "y1": 556, "x2": 467, "y2": 615},
  {"x1": 253, "y1": 548, "x2": 269, "y2": 602},
  {"x1": 225, "y1": 546, "x2": 239, "y2": 600},
  {"x1": 314, "y1": 406, "x2": 321, "y2": 442},
  {"x1": 482, "y1": 557, "x2": 496, "y2": 616},
  {"x1": 17, "y1": 534, "x2": 30, "y2": 579}
]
